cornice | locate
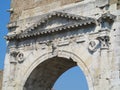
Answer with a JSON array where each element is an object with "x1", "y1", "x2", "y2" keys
[{"x1": 5, "y1": 12, "x2": 115, "y2": 41}]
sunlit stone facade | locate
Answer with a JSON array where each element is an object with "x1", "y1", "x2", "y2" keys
[{"x1": 2, "y1": 0, "x2": 120, "y2": 90}]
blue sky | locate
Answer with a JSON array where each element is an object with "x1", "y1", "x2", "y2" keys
[
  {"x1": 0, "y1": 1, "x2": 10, "y2": 69},
  {"x1": 53, "y1": 66, "x2": 88, "y2": 90},
  {"x1": 0, "y1": 1, "x2": 88, "y2": 90}
]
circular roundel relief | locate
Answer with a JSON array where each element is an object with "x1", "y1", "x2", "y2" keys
[
  {"x1": 17, "y1": 52, "x2": 24, "y2": 62},
  {"x1": 88, "y1": 40, "x2": 100, "y2": 52}
]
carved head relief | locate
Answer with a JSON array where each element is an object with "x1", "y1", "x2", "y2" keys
[
  {"x1": 88, "y1": 40, "x2": 100, "y2": 52},
  {"x1": 17, "y1": 52, "x2": 24, "y2": 63}
]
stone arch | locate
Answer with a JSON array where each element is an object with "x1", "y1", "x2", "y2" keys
[{"x1": 20, "y1": 50, "x2": 94, "y2": 90}]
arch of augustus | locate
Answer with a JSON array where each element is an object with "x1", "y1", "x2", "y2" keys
[{"x1": 2, "y1": 0, "x2": 120, "y2": 90}]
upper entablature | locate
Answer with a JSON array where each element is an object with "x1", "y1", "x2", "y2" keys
[
  {"x1": 5, "y1": 11, "x2": 116, "y2": 41},
  {"x1": 6, "y1": 11, "x2": 96, "y2": 41}
]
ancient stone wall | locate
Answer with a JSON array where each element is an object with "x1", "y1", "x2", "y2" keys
[
  {"x1": 3, "y1": 0, "x2": 120, "y2": 90},
  {"x1": 0, "y1": 70, "x2": 3, "y2": 90},
  {"x1": 10, "y1": 0, "x2": 83, "y2": 21}
]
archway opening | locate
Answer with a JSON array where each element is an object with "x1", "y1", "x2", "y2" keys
[
  {"x1": 53, "y1": 66, "x2": 88, "y2": 90},
  {"x1": 24, "y1": 57, "x2": 88, "y2": 90}
]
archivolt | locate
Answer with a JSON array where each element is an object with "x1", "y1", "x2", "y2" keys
[{"x1": 20, "y1": 50, "x2": 94, "y2": 90}]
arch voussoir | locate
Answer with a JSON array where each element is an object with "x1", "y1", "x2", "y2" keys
[{"x1": 19, "y1": 50, "x2": 94, "y2": 90}]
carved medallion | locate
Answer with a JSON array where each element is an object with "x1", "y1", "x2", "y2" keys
[
  {"x1": 88, "y1": 40, "x2": 100, "y2": 52},
  {"x1": 17, "y1": 52, "x2": 24, "y2": 62}
]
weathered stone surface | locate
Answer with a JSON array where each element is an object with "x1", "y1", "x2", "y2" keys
[
  {"x1": 117, "y1": 0, "x2": 120, "y2": 9},
  {"x1": 10, "y1": 0, "x2": 83, "y2": 21},
  {"x1": 96, "y1": 0, "x2": 109, "y2": 7},
  {"x1": 0, "y1": 70, "x2": 3, "y2": 90},
  {"x1": 2, "y1": 0, "x2": 120, "y2": 90},
  {"x1": 110, "y1": 0, "x2": 118, "y2": 5}
]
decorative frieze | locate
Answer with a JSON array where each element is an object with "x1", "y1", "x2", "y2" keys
[
  {"x1": 76, "y1": 36, "x2": 85, "y2": 43},
  {"x1": 15, "y1": 34, "x2": 89, "y2": 52},
  {"x1": 58, "y1": 39, "x2": 70, "y2": 46}
]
